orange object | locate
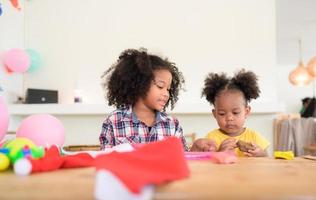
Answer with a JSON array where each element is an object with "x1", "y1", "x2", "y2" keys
[{"x1": 10, "y1": 0, "x2": 21, "y2": 11}]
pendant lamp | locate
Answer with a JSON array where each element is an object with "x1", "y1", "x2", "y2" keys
[
  {"x1": 307, "y1": 58, "x2": 316, "y2": 98},
  {"x1": 288, "y1": 39, "x2": 312, "y2": 85},
  {"x1": 307, "y1": 57, "x2": 316, "y2": 78}
]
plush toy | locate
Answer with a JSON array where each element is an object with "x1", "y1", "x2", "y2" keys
[
  {"x1": 2, "y1": 137, "x2": 44, "y2": 163},
  {"x1": 14, "y1": 145, "x2": 94, "y2": 176},
  {"x1": 0, "y1": 152, "x2": 10, "y2": 171},
  {"x1": 0, "y1": 138, "x2": 44, "y2": 172}
]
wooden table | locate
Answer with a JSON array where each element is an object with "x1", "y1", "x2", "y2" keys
[{"x1": 1, "y1": 157, "x2": 316, "y2": 199}]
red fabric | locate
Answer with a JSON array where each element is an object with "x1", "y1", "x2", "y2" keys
[
  {"x1": 62, "y1": 153, "x2": 94, "y2": 168},
  {"x1": 95, "y1": 137, "x2": 190, "y2": 194},
  {"x1": 30, "y1": 146, "x2": 94, "y2": 173}
]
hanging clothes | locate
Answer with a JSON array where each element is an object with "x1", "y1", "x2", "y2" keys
[
  {"x1": 301, "y1": 97, "x2": 316, "y2": 118},
  {"x1": 274, "y1": 117, "x2": 316, "y2": 156}
]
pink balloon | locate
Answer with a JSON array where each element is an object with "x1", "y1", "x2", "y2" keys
[
  {"x1": 4, "y1": 48, "x2": 30, "y2": 73},
  {"x1": 16, "y1": 114, "x2": 65, "y2": 146},
  {"x1": 0, "y1": 97, "x2": 9, "y2": 142}
]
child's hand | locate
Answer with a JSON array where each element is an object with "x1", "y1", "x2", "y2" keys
[
  {"x1": 243, "y1": 143, "x2": 267, "y2": 157},
  {"x1": 218, "y1": 138, "x2": 237, "y2": 152},
  {"x1": 190, "y1": 138, "x2": 217, "y2": 152}
]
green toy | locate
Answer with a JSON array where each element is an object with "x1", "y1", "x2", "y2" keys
[{"x1": 0, "y1": 138, "x2": 44, "y2": 171}]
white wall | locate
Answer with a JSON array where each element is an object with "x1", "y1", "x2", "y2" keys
[
  {"x1": 276, "y1": 0, "x2": 316, "y2": 113},
  {"x1": 23, "y1": 0, "x2": 278, "y2": 106},
  {"x1": 1, "y1": 0, "x2": 292, "y2": 155},
  {"x1": 276, "y1": 65, "x2": 315, "y2": 113}
]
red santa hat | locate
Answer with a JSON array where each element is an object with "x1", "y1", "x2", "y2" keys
[{"x1": 94, "y1": 136, "x2": 190, "y2": 194}]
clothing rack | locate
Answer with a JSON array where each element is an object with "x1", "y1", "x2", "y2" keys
[{"x1": 273, "y1": 114, "x2": 316, "y2": 156}]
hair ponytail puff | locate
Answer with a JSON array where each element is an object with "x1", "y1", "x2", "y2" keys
[
  {"x1": 231, "y1": 69, "x2": 260, "y2": 101},
  {"x1": 202, "y1": 73, "x2": 229, "y2": 104}
]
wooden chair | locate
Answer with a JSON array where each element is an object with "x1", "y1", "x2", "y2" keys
[{"x1": 184, "y1": 132, "x2": 196, "y2": 148}]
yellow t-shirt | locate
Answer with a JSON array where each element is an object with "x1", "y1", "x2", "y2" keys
[{"x1": 206, "y1": 128, "x2": 270, "y2": 157}]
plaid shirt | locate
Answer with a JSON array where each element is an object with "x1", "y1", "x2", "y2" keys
[{"x1": 99, "y1": 106, "x2": 188, "y2": 151}]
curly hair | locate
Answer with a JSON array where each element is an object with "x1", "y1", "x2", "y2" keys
[
  {"x1": 202, "y1": 69, "x2": 260, "y2": 105},
  {"x1": 101, "y1": 48, "x2": 185, "y2": 110}
]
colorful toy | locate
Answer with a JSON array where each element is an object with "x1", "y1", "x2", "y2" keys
[
  {"x1": 0, "y1": 153, "x2": 10, "y2": 171},
  {"x1": 3, "y1": 137, "x2": 44, "y2": 163},
  {"x1": 0, "y1": 138, "x2": 45, "y2": 172}
]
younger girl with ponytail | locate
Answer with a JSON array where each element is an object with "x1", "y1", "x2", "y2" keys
[{"x1": 201, "y1": 69, "x2": 270, "y2": 157}]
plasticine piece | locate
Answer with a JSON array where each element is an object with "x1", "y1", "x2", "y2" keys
[
  {"x1": 274, "y1": 151, "x2": 294, "y2": 160},
  {"x1": 237, "y1": 140, "x2": 255, "y2": 152}
]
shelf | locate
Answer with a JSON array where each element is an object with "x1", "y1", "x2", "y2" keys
[
  {"x1": 8, "y1": 101, "x2": 285, "y2": 115},
  {"x1": 8, "y1": 104, "x2": 111, "y2": 115}
]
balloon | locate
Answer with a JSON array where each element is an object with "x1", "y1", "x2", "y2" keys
[
  {"x1": 0, "y1": 3, "x2": 3, "y2": 16},
  {"x1": 26, "y1": 49, "x2": 42, "y2": 72},
  {"x1": 4, "y1": 48, "x2": 30, "y2": 73},
  {"x1": 9, "y1": 0, "x2": 21, "y2": 11},
  {"x1": 0, "y1": 97, "x2": 9, "y2": 142},
  {"x1": 16, "y1": 114, "x2": 65, "y2": 147}
]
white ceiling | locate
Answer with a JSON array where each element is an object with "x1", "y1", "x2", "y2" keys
[{"x1": 277, "y1": 0, "x2": 316, "y2": 65}]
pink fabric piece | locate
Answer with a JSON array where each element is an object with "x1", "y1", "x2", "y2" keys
[
  {"x1": 185, "y1": 151, "x2": 237, "y2": 164},
  {"x1": 210, "y1": 151, "x2": 237, "y2": 164}
]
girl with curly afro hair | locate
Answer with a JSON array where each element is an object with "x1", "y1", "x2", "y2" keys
[
  {"x1": 191, "y1": 69, "x2": 270, "y2": 156},
  {"x1": 99, "y1": 48, "x2": 189, "y2": 150}
]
